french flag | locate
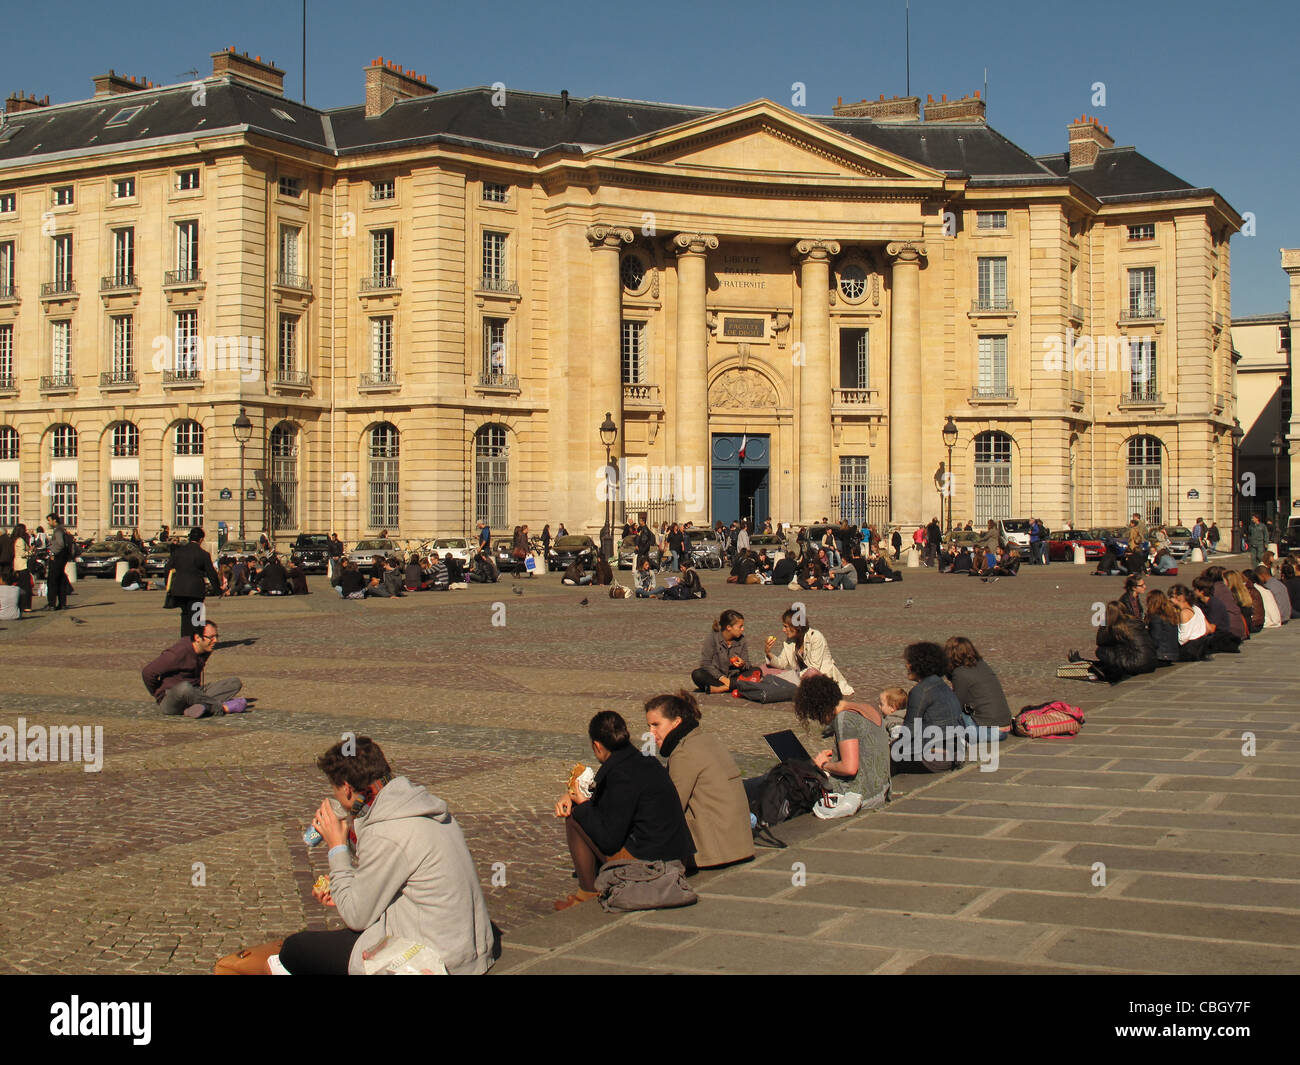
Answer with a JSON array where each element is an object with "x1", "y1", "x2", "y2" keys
[{"x1": 738, "y1": 434, "x2": 748, "y2": 461}]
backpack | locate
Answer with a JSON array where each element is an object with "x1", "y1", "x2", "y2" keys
[
  {"x1": 750, "y1": 759, "x2": 827, "y2": 826},
  {"x1": 663, "y1": 583, "x2": 693, "y2": 600},
  {"x1": 1013, "y1": 701, "x2": 1084, "y2": 738}
]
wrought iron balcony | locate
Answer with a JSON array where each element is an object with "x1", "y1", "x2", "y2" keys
[
  {"x1": 0, "y1": 284, "x2": 17, "y2": 302},
  {"x1": 1122, "y1": 385, "x2": 1163, "y2": 406},
  {"x1": 970, "y1": 296, "x2": 1015, "y2": 313},
  {"x1": 1119, "y1": 304, "x2": 1162, "y2": 323},
  {"x1": 162, "y1": 368, "x2": 203, "y2": 386},
  {"x1": 40, "y1": 373, "x2": 76, "y2": 391},
  {"x1": 477, "y1": 275, "x2": 520, "y2": 295},
  {"x1": 164, "y1": 268, "x2": 202, "y2": 287},
  {"x1": 274, "y1": 369, "x2": 311, "y2": 389},
  {"x1": 969, "y1": 386, "x2": 1017, "y2": 402},
  {"x1": 360, "y1": 275, "x2": 399, "y2": 293},
  {"x1": 40, "y1": 279, "x2": 77, "y2": 298},
  {"x1": 359, "y1": 371, "x2": 399, "y2": 390},
  {"x1": 477, "y1": 372, "x2": 519, "y2": 391},
  {"x1": 1069, "y1": 303, "x2": 1085, "y2": 322},
  {"x1": 99, "y1": 371, "x2": 138, "y2": 389},
  {"x1": 275, "y1": 271, "x2": 311, "y2": 291},
  {"x1": 0, "y1": 375, "x2": 16, "y2": 393},
  {"x1": 100, "y1": 273, "x2": 139, "y2": 293}
]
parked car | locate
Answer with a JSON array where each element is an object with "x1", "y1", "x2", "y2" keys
[
  {"x1": 426, "y1": 537, "x2": 474, "y2": 567},
  {"x1": 1047, "y1": 529, "x2": 1106, "y2": 562},
  {"x1": 80, "y1": 539, "x2": 144, "y2": 579},
  {"x1": 144, "y1": 544, "x2": 174, "y2": 577},
  {"x1": 346, "y1": 538, "x2": 403, "y2": 568},
  {"x1": 290, "y1": 533, "x2": 333, "y2": 574},
  {"x1": 748, "y1": 533, "x2": 785, "y2": 552},
  {"x1": 217, "y1": 540, "x2": 262, "y2": 568},
  {"x1": 548, "y1": 534, "x2": 596, "y2": 572},
  {"x1": 1280, "y1": 518, "x2": 1300, "y2": 555},
  {"x1": 489, "y1": 537, "x2": 518, "y2": 571},
  {"x1": 618, "y1": 534, "x2": 657, "y2": 571},
  {"x1": 997, "y1": 518, "x2": 1032, "y2": 550},
  {"x1": 943, "y1": 529, "x2": 983, "y2": 550},
  {"x1": 28, "y1": 544, "x2": 89, "y2": 580}
]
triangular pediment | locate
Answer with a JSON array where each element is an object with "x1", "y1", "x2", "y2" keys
[{"x1": 591, "y1": 100, "x2": 944, "y2": 184}]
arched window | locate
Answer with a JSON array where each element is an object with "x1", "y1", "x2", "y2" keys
[
  {"x1": 51, "y1": 424, "x2": 78, "y2": 459},
  {"x1": 0, "y1": 426, "x2": 18, "y2": 461},
  {"x1": 111, "y1": 422, "x2": 139, "y2": 457},
  {"x1": 369, "y1": 424, "x2": 400, "y2": 529},
  {"x1": 268, "y1": 422, "x2": 298, "y2": 531},
  {"x1": 973, "y1": 431, "x2": 1013, "y2": 525},
  {"x1": 174, "y1": 420, "x2": 204, "y2": 455},
  {"x1": 475, "y1": 425, "x2": 508, "y2": 529},
  {"x1": 1127, "y1": 435, "x2": 1163, "y2": 527},
  {"x1": 838, "y1": 263, "x2": 867, "y2": 300}
]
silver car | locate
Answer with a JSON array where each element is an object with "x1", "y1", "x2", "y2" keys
[{"x1": 346, "y1": 538, "x2": 402, "y2": 568}]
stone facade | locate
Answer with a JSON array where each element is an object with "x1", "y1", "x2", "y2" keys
[{"x1": 0, "y1": 55, "x2": 1243, "y2": 544}]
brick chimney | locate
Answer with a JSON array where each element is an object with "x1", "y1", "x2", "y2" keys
[
  {"x1": 832, "y1": 94, "x2": 920, "y2": 122},
  {"x1": 211, "y1": 48, "x2": 285, "y2": 96},
  {"x1": 924, "y1": 91, "x2": 986, "y2": 123},
  {"x1": 1067, "y1": 114, "x2": 1114, "y2": 169},
  {"x1": 93, "y1": 70, "x2": 151, "y2": 98},
  {"x1": 364, "y1": 58, "x2": 437, "y2": 118},
  {"x1": 5, "y1": 92, "x2": 50, "y2": 115}
]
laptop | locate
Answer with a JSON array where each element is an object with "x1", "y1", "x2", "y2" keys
[{"x1": 763, "y1": 729, "x2": 814, "y2": 763}]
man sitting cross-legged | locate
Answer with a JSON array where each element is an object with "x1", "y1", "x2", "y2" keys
[{"x1": 141, "y1": 620, "x2": 247, "y2": 718}]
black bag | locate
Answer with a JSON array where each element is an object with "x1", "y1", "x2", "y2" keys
[
  {"x1": 750, "y1": 759, "x2": 827, "y2": 827},
  {"x1": 663, "y1": 583, "x2": 693, "y2": 600}
]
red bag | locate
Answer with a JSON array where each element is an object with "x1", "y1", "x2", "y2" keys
[{"x1": 1013, "y1": 701, "x2": 1084, "y2": 738}]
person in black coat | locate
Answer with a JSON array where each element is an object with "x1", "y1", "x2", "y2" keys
[
  {"x1": 165, "y1": 527, "x2": 221, "y2": 636},
  {"x1": 258, "y1": 555, "x2": 290, "y2": 596},
  {"x1": 1074, "y1": 601, "x2": 1157, "y2": 683},
  {"x1": 554, "y1": 710, "x2": 694, "y2": 909}
]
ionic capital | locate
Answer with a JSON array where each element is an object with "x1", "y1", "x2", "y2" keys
[
  {"x1": 885, "y1": 241, "x2": 928, "y2": 265},
  {"x1": 790, "y1": 239, "x2": 841, "y2": 264},
  {"x1": 586, "y1": 225, "x2": 634, "y2": 251},
  {"x1": 672, "y1": 232, "x2": 720, "y2": 257}
]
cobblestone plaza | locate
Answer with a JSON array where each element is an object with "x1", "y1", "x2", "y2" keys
[{"x1": 2, "y1": 558, "x2": 1298, "y2": 975}]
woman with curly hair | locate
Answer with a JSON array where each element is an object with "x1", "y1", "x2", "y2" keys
[{"x1": 792, "y1": 674, "x2": 890, "y2": 812}]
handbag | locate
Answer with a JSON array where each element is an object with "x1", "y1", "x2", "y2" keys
[
  {"x1": 213, "y1": 939, "x2": 284, "y2": 975},
  {"x1": 594, "y1": 859, "x2": 697, "y2": 912},
  {"x1": 1014, "y1": 701, "x2": 1085, "y2": 738}
]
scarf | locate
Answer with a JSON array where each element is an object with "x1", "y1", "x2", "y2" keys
[{"x1": 658, "y1": 716, "x2": 699, "y2": 759}]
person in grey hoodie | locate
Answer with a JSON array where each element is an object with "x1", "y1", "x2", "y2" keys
[{"x1": 279, "y1": 736, "x2": 497, "y2": 975}]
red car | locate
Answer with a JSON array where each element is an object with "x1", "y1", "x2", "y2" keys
[{"x1": 1047, "y1": 529, "x2": 1106, "y2": 562}]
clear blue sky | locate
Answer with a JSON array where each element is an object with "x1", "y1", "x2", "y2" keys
[{"x1": 5, "y1": 0, "x2": 1295, "y2": 314}]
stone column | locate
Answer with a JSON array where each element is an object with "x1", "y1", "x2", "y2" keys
[
  {"x1": 887, "y1": 241, "x2": 927, "y2": 529},
  {"x1": 792, "y1": 239, "x2": 839, "y2": 521},
  {"x1": 586, "y1": 225, "x2": 633, "y2": 521},
  {"x1": 673, "y1": 232, "x2": 718, "y2": 527}
]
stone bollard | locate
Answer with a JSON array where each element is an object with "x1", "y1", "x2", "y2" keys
[
  {"x1": 1073, "y1": 544, "x2": 1086, "y2": 565},
  {"x1": 907, "y1": 544, "x2": 921, "y2": 568},
  {"x1": 115, "y1": 560, "x2": 129, "y2": 581},
  {"x1": 1189, "y1": 547, "x2": 1205, "y2": 563},
  {"x1": 1268, "y1": 542, "x2": 1279, "y2": 561},
  {"x1": 66, "y1": 560, "x2": 78, "y2": 586}
]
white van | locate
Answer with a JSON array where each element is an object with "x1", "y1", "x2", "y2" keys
[{"x1": 997, "y1": 518, "x2": 1032, "y2": 549}]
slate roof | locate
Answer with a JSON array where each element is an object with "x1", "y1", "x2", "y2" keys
[{"x1": 0, "y1": 79, "x2": 1211, "y2": 203}]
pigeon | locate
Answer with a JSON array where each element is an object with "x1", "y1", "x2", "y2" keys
[
  {"x1": 579, "y1": 597, "x2": 589, "y2": 607},
  {"x1": 69, "y1": 616, "x2": 86, "y2": 625},
  {"x1": 511, "y1": 585, "x2": 523, "y2": 596},
  {"x1": 903, "y1": 597, "x2": 914, "y2": 608}
]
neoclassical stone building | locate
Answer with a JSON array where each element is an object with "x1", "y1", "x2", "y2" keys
[{"x1": 0, "y1": 51, "x2": 1243, "y2": 541}]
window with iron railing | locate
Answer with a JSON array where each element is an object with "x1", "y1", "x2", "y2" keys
[
  {"x1": 51, "y1": 320, "x2": 71, "y2": 379},
  {"x1": 111, "y1": 422, "x2": 139, "y2": 457},
  {"x1": 976, "y1": 335, "x2": 1009, "y2": 396},
  {"x1": 839, "y1": 328, "x2": 868, "y2": 389},
  {"x1": 1127, "y1": 267, "x2": 1157, "y2": 317},
  {"x1": 174, "y1": 310, "x2": 199, "y2": 376},
  {"x1": 370, "y1": 229, "x2": 395, "y2": 284},
  {"x1": 369, "y1": 424, "x2": 400, "y2": 529},
  {"x1": 0, "y1": 325, "x2": 13, "y2": 388},
  {"x1": 52, "y1": 234, "x2": 74, "y2": 291},
  {"x1": 0, "y1": 241, "x2": 14, "y2": 295},
  {"x1": 0, "y1": 426, "x2": 17, "y2": 461},
  {"x1": 621, "y1": 320, "x2": 645, "y2": 385},
  {"x1": 370, "y1": 316, "x2": 394, "y2": 379},
  {"x1": 976, "y1": 257, "x2": 1009, "y2": 310},
  {"x1": 483, "y1": 318, "x2": 507, "y2": 379},
  {"x1": 52, "y1": 424, "x2": 78, "y2": 459},
  {"x1": 1129, "y1": 339, "x2": 1158, "y2": 400},
  {"x1": 278, "y1": 313, "x2": 299, "y2": 378},
  {"x1": 482, "y1": 231, "x2": 507, "y2": 284},
  {"x1": 176, "y1": 220, "x2": 199, "y2": 275},
  {"x1": 174, "y1": 420, "x2": 204, "y2": 456},
  {"x1": 111, "y1": 315, "x2": 133, "y2": 379}
]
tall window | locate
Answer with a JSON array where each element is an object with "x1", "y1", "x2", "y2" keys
[
  {"x1": 475, "y1": 425, "x2": 508, "y2": 529},
  {"x1": 278, "y1": 314, "x2": 299, "y2": 377},
  {"x1": 112, "y1": 227, "x2": 134, "y2": 281},
  {"x1": 111, "y1": 422, "x2": 139, "y2": 457},
  {"x1": 0, "y1": 240, "x2": 14, "y2": 294},
  {"x1": 174, "y1": 420, "x2": 204, "y2": 455},
  {"x1": 1130, "y1": 339, "x2": 1157, "y2": 400},
  {"x1": 109, "y1": 480, "x2": 138, "y2": 528},
  {"x1": 268, "y1": 423, "x2": 298, "y2": 531},
  {"x1": 976, "y1": 257, "x2": 1008, "y2": 310},
  {"x1": 174, "y1": 480, "x2": 203, "y2": 528},
  {"x1": 279, "y1": 224, "x2": 300, "y2": 278},
  {"x1": 50, "y1": 482, "x2": 77, "y2": 528},
  {"x1": 838, "y1": 328, "x2": 869, "y2": 389},
  {"x1": 53, "y1": 234, "x2": 73, "y2": 289},
  {"x1": 483, "y1": 318, "x2": 507, "y2": 378},
  {"x1": 482, "y1": 231, "x2": 507, "y2": 284},
  {"x1": 974, "y1": 431, "x2": 1013, "y2": 525},
  {"x1": 839, "y1": 456, "x2": 870, "y2": 526},
  {"x1": 1128, "y1": 267, "x2": 1156, "y2": 317},
  {"x1": 621, "y1": 320, "x2": 646, "y2": 384},
  {"x1": 175, "y1": 310, "x2": 199, "y2": 375},
  {"x1": 368, "y1": 424, "x2": 400, "y2": 529},
  {"x1": 977, "y1": 335, "x2": 1009, "y2": 397},
  {"x1": 111, "y1": 315, "x2": 133, "y2": 378},
  {"x1": 1127, "y1": 436, "x2": 1163, "y2": 527},
  {"x1": 51, "y1": 320, "x2": 72, "y2": 379},
  {"x1": 0, "y1": 324, "x2": 13, "y2": 385},
  {"x1": 0, "y1": 426, "x2": 17, "y2": 460},
  {"x1": 52, "y1": 424, "x2": 78, "y2": 459},
  {"x1": 370, "y1": 316, "x2": 394, "y2": 379},
  {"x1": 0, "y1": 482, "x2": 17, "y2": 527},
  {"x1": 176, "y1": 220, "x2": 199, "y2": 276},
  {"x1": 370, "y1": 229, "x2": 395, "y2": 282}
]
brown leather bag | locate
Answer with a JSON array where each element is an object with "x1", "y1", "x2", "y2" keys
[{"x1": 213, "y1": 939, "x2": 284, "y2": 975}]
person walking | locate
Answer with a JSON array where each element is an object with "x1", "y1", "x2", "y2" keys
[
  {"x1": 165, "y1": 527, "x2": 222, "y2": 637},
  {"x1": 1246, "y1": 515, "x2": 1268, "y2": 567},
  {"x1": 44, "y1": 512, "x2": 73, "y2": 611},
  {"x1": 1207, "y1": 521, "x2": 1220, "y2": 556}
]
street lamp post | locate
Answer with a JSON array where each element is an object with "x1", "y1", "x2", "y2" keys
[
  {"x1": 1230, "y1": 419, "x2": 1244, "y2": 548},
  {"x1": 941, "y1": 416, "x2": 958, "y2": 535},
  {"x1": 599, "y1": 412, "x2": 618, "y2": 561},
  {"x1": 1272, "y1": 432, "x2": 1285, "y2": 530},
  {"x1": 233, "y1": 407, "x2": 253, "y2": 541}
]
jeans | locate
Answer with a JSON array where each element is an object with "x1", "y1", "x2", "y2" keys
[
  {"x1": 159, "y1": 677, "x2": 243, "y2": 717},
  {"x1": 669, "y1": 551, "x2": 680, "y2": 572},
  {"x1": 960, "y1": 713, "x2": 1010, "y2": 743}
]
